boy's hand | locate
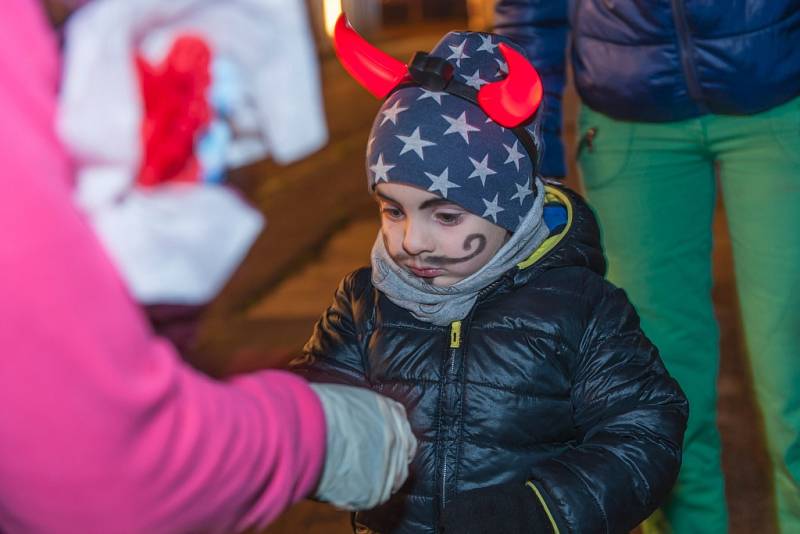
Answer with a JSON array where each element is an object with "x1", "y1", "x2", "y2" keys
[{"x1": 439, "y1": 482, "x2": 556, "y2": 533}]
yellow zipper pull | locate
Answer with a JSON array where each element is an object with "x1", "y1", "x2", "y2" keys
[{"x1": 450, "y1": 320, "x2": 462, "y2": 348}]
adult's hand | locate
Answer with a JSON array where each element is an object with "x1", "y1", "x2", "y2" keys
[{"x1": 310, "y1": 384, "x2": 417, "y2": 510}]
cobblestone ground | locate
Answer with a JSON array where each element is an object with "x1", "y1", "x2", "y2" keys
[{"x1": 190, "y1": 21, "x2": 775, "y2": 534}]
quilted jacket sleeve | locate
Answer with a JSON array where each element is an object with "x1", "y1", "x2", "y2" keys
[
  {"x1": 528, "y1": 281, "x2": 688, "y2": 534},
  {"x1": 291, "y1": 269, "x2": 371, "y2": 388},
  {"x1": 493, "y1": 0, "x2": 570, "y2": 178}
]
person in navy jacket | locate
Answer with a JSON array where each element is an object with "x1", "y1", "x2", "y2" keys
[{"x1": 493, "y1": 1, "x2": 800, "y2": 532}]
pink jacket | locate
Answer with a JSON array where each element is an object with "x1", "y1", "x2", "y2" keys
[{"x1": 0, "y1": 1, "x2": 325, "y2": 532}]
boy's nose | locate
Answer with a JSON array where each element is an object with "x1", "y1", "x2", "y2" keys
[{"x1": 402, "y1": 221, "x2": 434, "y2": 257}]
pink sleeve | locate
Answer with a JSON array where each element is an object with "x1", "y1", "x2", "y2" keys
[{"x1": 0, "y1": 2, "x2": 325, "y2": 533}]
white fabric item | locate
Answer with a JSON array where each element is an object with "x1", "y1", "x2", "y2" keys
[
  {"x1": 310, "y1": 384, "x2": 418, "y2": 511},
  {"x1": 58, "y1": 0, "x2": 328, "y2": 304},
  {"x1": 86, "y1": 184, "x2": 264, "y2": 304}
]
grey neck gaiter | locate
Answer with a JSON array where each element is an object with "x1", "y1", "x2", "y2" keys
[{"x1": 371, "y1": 180, "x2": 549, "y2": 326}]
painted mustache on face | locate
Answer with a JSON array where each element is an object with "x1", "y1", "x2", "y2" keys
[{"x1": 391, "y1": 233, "x2": 488, "y2": 266}]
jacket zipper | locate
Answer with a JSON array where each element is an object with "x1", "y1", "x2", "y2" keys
[
  {"x1": 441, "y1": 320, "x2": 462, "y2": 509},
  {"x1": 669, "y1": 0, "x2": 705, "y2": 105},
  {"x1": 440, "y1": 281, "x2": 501, "y2": 511}
]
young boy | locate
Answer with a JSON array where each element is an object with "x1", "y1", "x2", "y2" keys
[{"x1": 292, "y1": 17, "x2": 688, "y2": 534}]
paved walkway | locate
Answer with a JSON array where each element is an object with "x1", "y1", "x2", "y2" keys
[{"x1": 249, "y1": 217, "x2": 378, "y2": 320}]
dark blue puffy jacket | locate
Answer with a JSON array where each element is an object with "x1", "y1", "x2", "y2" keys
[
  {"x1": 494, "y1": 0, "x2": 800, "y2": 177},
  {"x1": 293, "y1": 186, "x2": 688, "y2": 533}
]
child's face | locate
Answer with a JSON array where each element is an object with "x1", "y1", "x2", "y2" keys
[{"x1": 375, "y1": 182, "x2": 509, "y2": 287}]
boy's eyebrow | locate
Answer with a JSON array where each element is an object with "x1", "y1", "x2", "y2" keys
[
  {"x1": 418, "y1": 197, "x2": 459, "y2": 210},
  {"x1": 375, "y1": 191, "x2": 399, "y2": 205},
  {"x1": 375, "y1": 191, "x2": 459, "y2": 211}
]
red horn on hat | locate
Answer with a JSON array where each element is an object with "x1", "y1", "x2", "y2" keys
[
  {"x1": 477, "y1": 43, "x2": 543, "y2": 128},
  {"x1": 333, "y1": 14, "x2": 409, "y2": 98}
]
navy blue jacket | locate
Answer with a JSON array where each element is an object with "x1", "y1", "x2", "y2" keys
[
  {"x1": 293, "y1": 186, "x2": 688, "y2": 533},
  {"x1": 494, "y1": 0, "x2": 800, "y2": 177}
]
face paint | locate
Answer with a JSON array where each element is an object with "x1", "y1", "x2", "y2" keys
[
  {"x1": 423, "y1": 234, "x2": 487, "y2": 266},
  {"x1": 375, "y1": 183, "x2": 507, "y2": 287}
]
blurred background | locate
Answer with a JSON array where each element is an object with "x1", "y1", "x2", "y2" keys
[{"x1": 172, "y1": 1, "x2": 774, "y2": 532}]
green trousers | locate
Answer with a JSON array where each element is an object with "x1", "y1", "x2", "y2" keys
[{"x1": 577, "y1": 96, "x2": 800, "y2": 534}]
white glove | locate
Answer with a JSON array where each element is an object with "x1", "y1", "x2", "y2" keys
[{"x1": 310, "y1": 383, "x2": 417, "y2": 511}]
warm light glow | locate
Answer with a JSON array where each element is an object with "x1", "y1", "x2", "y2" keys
[{"x1": 323, "y1": 0, "x2": 342, "y2": 37}]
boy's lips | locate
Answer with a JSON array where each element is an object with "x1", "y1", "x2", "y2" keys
[{"x1": 406, "y1": 265, "x2": 444, "y2": 278}]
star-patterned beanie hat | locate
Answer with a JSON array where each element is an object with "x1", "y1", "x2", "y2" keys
[{"x1": 344, "y1": 26, "x2": 544, "y2": 233}]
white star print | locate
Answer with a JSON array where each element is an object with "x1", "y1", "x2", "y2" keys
[
  {"x1": 467, "y1": 154, "x2": 497, "y2": 186},
  {"x1": 380, "y1": 99, "x2": 408, "y2": 126},
  {"x1": 447, "y1": 40, "x2": 470, "y2": 67},
  {"x1": 417, "y1": 89, "x2": 447, "y2": 105},
  {"x1": 442, "y1": 112, "x2": 480, "y2": 143},
  {"x1": 484, "y1": 116, "x2": 506, "y2": 131},
  {"x1": 425, "y1": 167, "x2": 460, "y2": 198},
  {"x1": 510, "y1": 178, "x2": 533, "y2": 205},
  {"x1": 396, "y1": 127, "x2": 437, "y2": 160},
  {"x1": 503, "y1": 140, "x2": 526, "y2": 171},
  {"x1": 477, "y1": 35, "x2": 499, "y2": 54},
  {"x1": 461, "y1": 69, "x2": 488, "y2": 90},
  {"x1": 495, "y1": 58, "x2": 509, "y2": 78},
  {"x1": 482, "y1": 193, "x2": 505, "y2": 222},
  {"x1": 370, "y1": 153, "x2": 395, "y2": 183}
]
